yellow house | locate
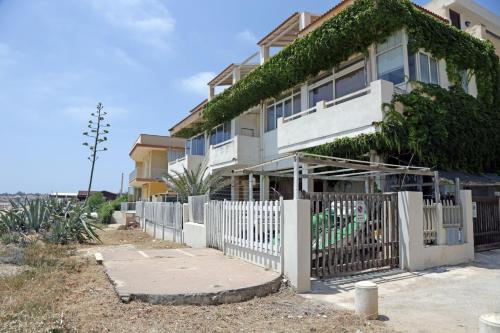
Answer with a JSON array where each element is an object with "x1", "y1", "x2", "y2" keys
[{"x1": 129, "y1": 134, "x2": 185, "y2": 201}]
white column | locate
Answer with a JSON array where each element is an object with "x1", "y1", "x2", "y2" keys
[
  {"x1": 293, "y1": 157, "x2": 300, "y2": 200},
  {"x1": 299, "y1": 12, "x2": 312, "y2": 30},
  {"x1": 460, "y1": 190, "x2": 474, "y2": 246},
  {"x1": 232, "y1": 67, "x2": 241, "y2": 84},
  {"x1": 301, "y1": 163, "x2": 313, "y2": 193},
  {"x1": 208, "y1": 85, "x2": 215, "y2": 101},
  {"x1": 283, "y1": 199, "x2": 311, "y2": 292},
  {"x1": 398, "y1": 191, "x2": 424, "y2": 271},
  {"x1": 260, "y1": 45, "x2": 270, "y2": 65}
]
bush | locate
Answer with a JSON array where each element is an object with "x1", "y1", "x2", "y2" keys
[
  {"x1": 111, "y1": 195, "x2": 127, "y2": 211},
  {"x1": 87, "y1": 192, "x2": 105, "y2": 213},
  {"x1": 99, "y1": 202, "x2": 114, "y2": 224}
]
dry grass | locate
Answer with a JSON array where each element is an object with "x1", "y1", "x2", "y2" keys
[
  {"x1": 0, "y1": 228, "x2": 395, "y2": 333},
  {"x1": 89, "y1": 227, "x2": 187, "y2": 249}
]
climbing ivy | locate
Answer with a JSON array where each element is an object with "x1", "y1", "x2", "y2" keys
[
  {"x1": 198, "y1": 0, "x2": 498, "y2": 131},
  {"x1": 177, "y1": 0, "x2": 499, "y2": 172},
  {"x1": 308, "y1": 83, "x2": 500, "y2": 172}
]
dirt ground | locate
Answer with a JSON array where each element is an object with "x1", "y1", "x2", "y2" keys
[{"x1": 0, "y1": 227, "x2": 395, "y2": 333}]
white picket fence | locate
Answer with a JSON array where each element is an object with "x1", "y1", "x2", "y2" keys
[
  {"x1": 135, "y1": 201, "x2": 183, "y2": 243},
  {"x1": 423, "y1": 199, "x2": 438, "y2": 245},
  {"x1": 205, "y1": 199, "x2": 283, "y2": 273},
  {"x1": 442, "y1": 199, "x2": 463, "y2": 228}
]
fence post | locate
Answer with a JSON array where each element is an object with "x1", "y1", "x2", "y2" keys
[
  {"x1": 436, "y1": 203, "x2": 446, "y2": 245},
  {"x1": 283, "y1": 199, "x2": 311, "y2": 293},
  {"x1": 460, "y1": 190, "x2": 474, "y2": 246},
  {"x1": 398, "y1": 191, "x2": 424, "y2": 271}
]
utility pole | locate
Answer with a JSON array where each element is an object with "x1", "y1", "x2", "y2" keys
[{"x1": 120, "y1": 172, "x2": 124, "y2": 195}]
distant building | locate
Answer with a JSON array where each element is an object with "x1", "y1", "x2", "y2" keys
[{"x1": 77, "y1": 190, "x2": 117, "y2": 201}]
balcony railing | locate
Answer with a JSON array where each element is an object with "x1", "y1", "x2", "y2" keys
[
  {"x1": 208, "y1": 135, "x2": 260, "y2": 170},
  {"x1": 277, "y1": 80, "x2": 395, "y2": 154},
  {"x1": 129, "y1": 167, "x2": 168, "y2": 183},
  {"x1": 168, "y1": 154, "x2": 204, "y2": 176}
]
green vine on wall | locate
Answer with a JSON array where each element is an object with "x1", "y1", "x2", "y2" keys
[
  {"x1": 198, "y1": 0, "x2": 498, "y2": 131},
  {"x1": 176, "y1": 0, "x2": 499, "y2": 172},
  {"x1": 308, "y1": 83, "x2": 500, "y2": 172}
]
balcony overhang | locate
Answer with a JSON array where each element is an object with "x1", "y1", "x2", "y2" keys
[
  {"x1": 129, "y1": 177, "x2": 164, "y2": 187},
  {"x1": 129, "y1": 144, "x2": 168, "y2": 161}
]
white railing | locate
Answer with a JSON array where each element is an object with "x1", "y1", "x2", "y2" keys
[
  {"x1": 130, "y1": 167, "x2": 168, "y2": 181},
  {"x1": 205, "y1": 199, "x2": 283, "y2": 273},
  {"x1": 120, "y1": 202, "x2": 136, "y2": 212},
  {"x1": 283, "y1": 105, "x2": 317, "y2": 122},
  {"x1": 283, "y1": 86, "x2": 371, "y2": 124},
  {"x1": 136, "y1": 201, "x2": 183, "y2": 243},
  {"x1": 442, "y1": 200, "x2": 463, "y2": 228},
  {"x1": 208, "y1": 135, "x2": 260, "y2": 169},
  {"x1": 423, "y1": 199, "x2": 438, "y2": 245}
]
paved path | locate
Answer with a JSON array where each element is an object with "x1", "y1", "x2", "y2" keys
[
  {"x1": 99, "y1": 246, "x2": 281, "y2": 305},
  {"x1": 301, "y1": 249, "x2": 500, "y2": 333}
]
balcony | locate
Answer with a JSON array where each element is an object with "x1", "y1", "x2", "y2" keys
[
  {"x1": 168, "y1": 154, "x2": 205, "y2": 176},
  {"x1": 129, "y1": 167, "x2": 168, "y2": 186},
  {"x1": 208, "y1": 135, "x2": 260, "y2": 172},
  {"x1": 276, "y1": 80, "x2": 395, "y2": 154}
]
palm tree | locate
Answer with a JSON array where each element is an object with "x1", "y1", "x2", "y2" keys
[{"x1": 162, "y1": 165, "x2": 227, "y2": 203}]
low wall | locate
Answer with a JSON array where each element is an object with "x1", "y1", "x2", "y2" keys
[
  {"x1": 183, "y1": 222, "x2": 206, "y2": 248},
  {"x1": 398, "y1": 191, "x2": 475, "y2": 271}
]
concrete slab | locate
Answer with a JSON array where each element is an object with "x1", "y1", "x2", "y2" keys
[
  {"x1": 100, "y1": 246, "x2": 281, "y2": 305},
  {"x1": 300, "y1": 249, "x2": 500, "y2": 332}
]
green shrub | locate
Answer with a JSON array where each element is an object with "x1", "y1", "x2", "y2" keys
[
  {"x1": 111, "y1": 195, "x2": 127, "y2": 211},
  {"x1": 87, "y1": 192, "x2": 105, "y2": 213},
  {"x1": 99, "y1": 202, "x2": 114, "y2": 224}
]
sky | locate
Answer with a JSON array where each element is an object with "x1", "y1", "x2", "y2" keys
[{"x1": 0, "y1": 0, "x2": 498, "y2": 194}]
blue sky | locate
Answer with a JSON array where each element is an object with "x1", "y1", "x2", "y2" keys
[{"x1": 0, "y1": 0, "x2": 498, "y2": 194}]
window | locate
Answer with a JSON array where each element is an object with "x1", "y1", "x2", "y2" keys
[
  {"x1": 408, "y1": 51, "x2": 439, "y2": 84},
  {"x1": 335, "y1": 65, "x2": 366, "y2": 98},
  {"x1": 449, "y1": 9, "x2": 461, "y2": 29},
  {"x1": 376, "y1": 32, "x2": 405, "y2": 85},
  {"x1": 168, "y1": 150, "x2": 184, "y2": 162},
  {"x1": 460, "y1": 70, "x2": 469, "y2": 93},
  {"x1": 209, "y1": 121, "x2": 231, "y2": 145},
  {"x1": 187, "y1": 134, "x2": 205, "y2": 156},
  {"x1": 308, "y1": 81, "x2": 333, "y2": 107},
  {"x1": 266, "y1": 90, "x2": 301, "y2": 131}
]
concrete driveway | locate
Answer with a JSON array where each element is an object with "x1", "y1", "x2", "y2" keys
[
  {"x1": 98, "y1": 245, "x2": 281, "y2": 305},
  {"x1": 301, "y1": 249, "x2": 500, "y2": 332}
]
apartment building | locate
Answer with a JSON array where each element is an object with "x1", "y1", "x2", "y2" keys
[
  {"x1": 166, "y1": 0, "x2": 499, "y2": 201},
  {"x1": 129, "y1": 134, "x2": 185, "y2": 201}
]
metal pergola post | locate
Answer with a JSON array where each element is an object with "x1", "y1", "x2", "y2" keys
[{"x1": 293, "y1": 155, "x2": 299, "y2": 200}]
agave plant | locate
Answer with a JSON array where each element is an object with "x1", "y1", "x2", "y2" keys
[
  {"x1": 0, "y1": 197, "x2": 101, "y2": 245},
  {"x1": 163, "y1": 165, "x2": 227, "y2": 203}
]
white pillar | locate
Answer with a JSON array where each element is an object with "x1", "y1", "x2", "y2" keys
[
  {"x1": 260, "y1": 45, "x2": 270, "y2": 64},
  {"x1": 208, "y1": 85, "x2": 215, "y2": 101},
  {"x1": 283, "y1": 199, "x2": 311, "y2": 292},
  {"x1": 301, "y1": 163, "x2": 313, "y2": 193},
  {"x1": 398, "y1": 191, "x2": 424, "y2": 271},
  {"x1": 460, "y1": 190, "x2": 474, "y2": 246},
  {"x1": 293, "y1": 157, "x2": 300, "y2": 200},
  {"x1": 232, "y1": 67, "x2": 240, "y2": 84}
]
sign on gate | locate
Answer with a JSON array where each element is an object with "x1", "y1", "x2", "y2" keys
[
  {"x1": 472, "y1": 202, "x2": 477, "y2": 218},
  {"x1": 356, "y1": 201, "x2": 366, "y2": 223}
]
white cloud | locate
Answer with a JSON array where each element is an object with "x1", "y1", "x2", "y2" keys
[
  {"x1": 236, "y1": 29, "x2": 257, "y2": 44},
  {"x1": 180, "y1": 71, "x2": 215, "y2": 96},
  {"x1": 88, "y1": 0, "x2": 175, "y2": 48}
]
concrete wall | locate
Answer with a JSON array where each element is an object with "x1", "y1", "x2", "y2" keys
[
  {"x1": 183, "y1": 222, "x2": 207, "y2": 248},
  {"x1": 398, "y1": 191, "x2": 474, "y2": 271}
]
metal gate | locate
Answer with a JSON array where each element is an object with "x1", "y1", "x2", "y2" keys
[
  {"x1": 307, "y1": 192, "x2": 399, "y2": 277},
  {"x1": 473, "y1": 196, "x2": 500, "y2": 251}
]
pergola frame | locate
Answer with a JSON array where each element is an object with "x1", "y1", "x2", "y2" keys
[{"x1": 232, "y1": 152, "x2": 439, "y2": 200}]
